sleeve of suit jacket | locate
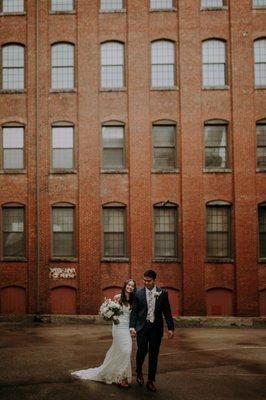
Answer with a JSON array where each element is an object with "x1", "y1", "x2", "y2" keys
[
  {"x1": 129, "y1": 292, "x2": 138, "y2": 329},
  {"x1": 162, "y1": 290, "x2": 175, "y2": 331}
]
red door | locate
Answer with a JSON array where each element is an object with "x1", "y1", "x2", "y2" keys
[
  {"x1": 207, "y1": 288, "x2": 233, "y2": 316},
  {"x1": 51, "y1": 286, "x2": 76, "y2": 314},
  {"x1": 1, "y1": 286, "x2": 26, "y2": 314}
]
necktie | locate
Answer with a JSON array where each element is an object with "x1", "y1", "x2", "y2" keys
[{"x1": 147, "y1": 290, "x2": 154, "y2": 323}]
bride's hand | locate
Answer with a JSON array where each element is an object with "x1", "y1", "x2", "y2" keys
[{"x1": 130, "y1": 328, "x2": 136, "y2": 337}]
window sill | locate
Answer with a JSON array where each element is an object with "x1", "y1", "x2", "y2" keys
[
  {"x1": 101, "y1": 257, "x2": 129, "y2": 263},
  {"x1": 99, "y1": 9, "x2": 126, "y2": 14},
  {"x1": 205, "y1": 258, "x2": 234, "y2": 263},
  {"x1": 49, "y1": 11, "x2": 76, "y2": 15},
  {"x1": 50, "y1": 257, "x2": 78, "y2": 262},
  {"x1": 200, "y1": 7, "x2": 228, "y2": 11},
  {"x1": 153, "y1": 258, "x2": 180, "y2": 263},
  {"x1": 2, "y1": 257, "x2": 27, "y2": 262},
  {"x1": 150, "y1": 86, "x2": 178, "y2": 91},
  {"x1": 258, "y1": 258, "x2": 266, "y2": 263},
  {"x1": 0, "y1": 12, "x2": 26, "y2": 16},
  {"x1": 50, "y1": 169, "x2": 77, "y2": 174},
  {"x1": 149, "y1": 8, "x2": 177, "y2": 12},
  {"x1": 152, "y1": 169, "x2": 179, "y2": 174},
  {"x1": 100, "y1": 87, "x2": 126, "y2": 92},
  {"x1": 202, "y1": 85, "x2": 229, "y2": 90},
  {"x1": 0, "y1": 169, "x2": 26, "y2": 174},
  {"x1": 0, "y1": 89, "x2": 26, "y2": 94},
  {"x1": 101, "y1": 169, "x2": 128, "y2": 174},
  {"x1": 255, "y1": 86, "x2": 266, "y2": 90},
  {"x1": 256, "y1": 167, "x2": 266, "y2": 172},
  {"x1": 49, "y1": 88, "x2": 77, "y2": 93},
  {"x1": 204, "y1": 168, "x2": 232, "y2": 173}
]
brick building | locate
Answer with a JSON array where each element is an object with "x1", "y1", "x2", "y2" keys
[{"x1": 0, "y1": 0, "x2": 266, "y2": 317}]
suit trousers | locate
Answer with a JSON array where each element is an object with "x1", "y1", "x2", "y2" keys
[{"x1": 136, "y1": 321, "x2": 162, "y2": 381}]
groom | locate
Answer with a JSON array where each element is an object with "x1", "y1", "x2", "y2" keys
[{"x1": 130, "y1": 269, "x2": 174, "y2": 392}]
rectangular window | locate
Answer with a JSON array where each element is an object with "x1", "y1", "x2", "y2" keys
[
  {"x1": 259, "y1": 205, "x2": 266, "y2": 258},
  {"x1": 2, "y1": 0, "x2": 24, "y2": 13},
  {"x1": 153, "y1": 124, "x2": 176, "y2": 170},
  {"x1": 51, "y1": 0, "x2": 74, "y2": 12},
  {"x1": 253, "y1": 0, "x2": 266, "y2": 8},
  {"x1": 2, "y1": 126, "x2": 24, "y2": 170},
  {"x1": 102, "y1": 126, "x2": 125, "y2": 169},
  {"x1": 150, "y1": 0, "x2": 174, "y2": 10},
  {"x1": 201, "y1": 0, "x2": 225, "y2": 8},
  {"x1": 103, "y1": 207, "x2": 125, "y2": 257},
  {"x1": 202, "y1": 40, "x2": 226, "y2": 87},
  {"x1": 101, "y1": 42, "x2": 124, "y2": 89},
  {"x1": 154, "y1": 206, "x2": 177, "y2": 257},
  {"x1": 151, "y1": 41, "x2": 175, "y2": 88},
  {"x1": 3, "y1": 206, "x2": 25, "y2": 257},
  {"x1": 257, "y1": 122, "x2": 266, "y2": 168},
  {"x1": 100, "y1": 0, "x2": 124, "y2": 11},
  {"x1": 51, "y1": 43, "x2": 74, "y2": 90},
  {"x1": 52, "y1": 206, "x2": 75, "y2": 257},
  {"x1": 206, "y1": 205, "x2": 231, "y2": 258},
  {"x1": 205, "y1": 124, "x2": 228, "y2": 169},
  {"x1": 52, "y1": 126, "x2": 74, "y2": 170}
]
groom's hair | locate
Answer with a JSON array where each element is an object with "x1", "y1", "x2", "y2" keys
[{"x1": 144, "y1": 269, "x2": 157, "y2": 280}]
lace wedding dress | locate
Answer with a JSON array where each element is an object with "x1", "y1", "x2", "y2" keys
[{"x1": 71, "y1": 304, "x2": 132, "y2": 384}]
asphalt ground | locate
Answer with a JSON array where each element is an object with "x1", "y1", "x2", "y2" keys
[{"x1": 0, "y1": 323, "x2": 265, "y2": 400}]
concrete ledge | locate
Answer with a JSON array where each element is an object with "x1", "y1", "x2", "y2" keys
[{"x1": 0, "y1": 314, "x2": 265, "y2": 327}]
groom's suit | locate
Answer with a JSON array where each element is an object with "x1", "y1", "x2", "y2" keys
[{"x1": 130, "y1": 286, "x2": 174, "y2": 382}]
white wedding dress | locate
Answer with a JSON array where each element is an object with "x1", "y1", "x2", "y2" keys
[{"x1": 71, "y1": 304, "x2": 132, "y2": 384}]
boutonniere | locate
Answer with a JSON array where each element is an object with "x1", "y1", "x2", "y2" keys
[{"x1": 154, "y1": 291, "x2": 162, "y2": 299}]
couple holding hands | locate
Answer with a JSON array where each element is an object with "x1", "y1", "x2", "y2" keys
[{"x1": 72, "y1": 269, "x2": 174, "y2": 392}]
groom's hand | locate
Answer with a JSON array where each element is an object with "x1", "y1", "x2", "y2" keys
[
  {"x1": 130, "y1": 328, "x2": 136, "y2": 337},
  {"x1": 167, "y1": 330, "x2": 174, "y2": 339}
]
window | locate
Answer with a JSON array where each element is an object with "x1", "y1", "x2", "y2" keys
[
  {"x1": 154, "y1": 203, "x2": 177, "y2": 258},
  {"x1": 100, "y1": 0, "x2": 124, "y2": 11},
  {"x1": 51, "y1": 0, "x2": 74, "y2": 12},
  {"x1": 52, "y1": 204, "x2": 75, "y2": 257},
  {"x1": 52, "y1": 124, "x2": 74, "y2": 170},
  {"x1": 206, "y1": 201, "x2": 231, "y2": 259},
  {"x1": 202, "y1": 39, "x2": 227, "y2": 87},
  {"x1": 257, "y1": 121, "x2": 266, "y2": 168},
  {"x1": 204, "y1": 122, "x2": 228, "y2": 169},
  {"x1": 2, "y1": 204, "x2": 25, "y2": 258},
  {"x1": 253, "y1": 0, "x2": 266, "y2": 8},
  {"x1": 101, "y1": 42, "x2": 124, "y2": 89},
  {"x1": 259, "y1": 203, "x2": 266, "y2": 258},
  {"x1": 51, "y1": 43, "x2": 74, "y2": 90},
  {"x1": 153, "y1": 123, "x2": 176, "y2": 170},
  {"x1": 103, "y1": 204, "x2": 126, "y2": 257},
  {"x1": 254, "y1": 39, "x2": 266, "y2": 87},
  {"x1": 150, "y1": 0, "x2": 174, "y2": 10},
  {"x1": 151, "y1": 40, "x2": 175, "y2": 88},
  {"x1": 1, "y1": 125, "x2": 24, "y2": 170},
  {"x1": 201, "y1": 0, "x2": 225, "y2": 8},
  {"x1": 102, "y1": 124, "x2": 125, "y2": 169},
  {"x1": 1, "y1": 0, "x2": 24, "y2": 13},
  {"x1": 2, "y1": 44, "x2": 24, "y2": 90}
]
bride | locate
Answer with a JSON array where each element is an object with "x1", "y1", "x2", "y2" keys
[{"x1": 71, "y1": 279, "x2": 136, "y2": 388}]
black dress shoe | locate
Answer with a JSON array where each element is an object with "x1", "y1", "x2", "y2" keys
[
  {"x1": 146, "y1": 380, "x2": 156, "y2": 392},
  {"x1": 136, "y1": 373, "x2": 144, "y2": 386}
]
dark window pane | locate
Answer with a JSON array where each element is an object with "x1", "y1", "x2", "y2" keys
[
  {"x1": 155, "y1": 232, "x2": 176, "y2": 257},
  {"x1": 259, "y1": 207, "x2": 266, "y2": 257},
  {"x1": 53, "y1": 232, "x2": 74, "y2": 257},
  {"x1": 206, "y1": 206, "x2": 230, "y2": 258},
  {"x1": 3, "y1": 207, "x2": 25, "y2": 257},
  {"x1": 3, "y1": 232, "x2": 24, "y2": 256},
  {"x1": 103, "y1": 207, "x2": 125, "y2": 256},
  {"x1": 154, "y1": 207, "x2": 177, "y2": 257},
  {"x1": 104, "y1": 233, "x2": 124, "y2": 256},
  {"x1": 154, "y1": 148, "x2": 175, "y2": 169}
]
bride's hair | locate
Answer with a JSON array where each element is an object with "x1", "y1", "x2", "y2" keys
[{"x1": 120, "y1": 279, "x2": 137, "y2": 307}]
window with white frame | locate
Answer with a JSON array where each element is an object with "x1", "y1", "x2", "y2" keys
[
  {"x1": 102, "y1": 124, "x2": 125, "y2": 169},
  {"x1": 153, "y1": 123, "x2": 176, "y2": 170},
  {"x1": 52, "y1": 204, "x2": 75, "y2": 257},
  {"x1": 103, "y1": 204, "x2": 126, "y2": 257},
  {"x1": 52, "y1": 124, "x2": 74, "y2": 170},
  {"x1": 2, "y1": 44, "x2": 24, "y2": 90},
  {"x1": 257, "y1": 121, "x2": 266, "y2": 168},
  {"x1": 150, "y1": 0, "x2": 174, "y2": 10},
  {"x1": 202, "y1": 39, "x2": 227, "y2": 87},
  {"x1": 254, "y1": 39, "x2": 266, "y2": 87},
  {"x1": 204, "y1": 122, "x2": 228, "y2": 169},
  {"x1": 51, "y1": 0, "x2": 74, "y2": 12},
  {"x1": 151, "y1": 40, "x2": 175, "y2": 88},
  {"x1": 100, "y1": 0, "x2": 124, "y2": 11},
  {"x1": 2, "y1": 125, "x2": 24, "y2": 170},
  {"x1": 2, "y1": 204, "x2": 25, "y2": 257},
  {"x1": 51, "y1": 43, "x2": 74, "y2": 90},
  {"x1": 101, "y1": 42, "x2": 124, "y2": 89},
  {"x1": 206, "y1": 201, "x2": 231, "y2": 258},
  {"x1": 154, "y1": 203, "x2": 178, "y2": 257},
  {"x1": 201, "y1": 0, "x2": 225, "y2": 8},
  {"x1": 2, "y1": 0, "x2": 24, "y2": 13},
  {"x1": 259, "y1": 203, "x2": 266, "y2": 258},
  {"x1": 253, "y1": 0, "x2": 266, "y2": 8}
]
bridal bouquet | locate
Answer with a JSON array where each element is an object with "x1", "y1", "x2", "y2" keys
[{"x1": 99, "y1": 298, "x2": 123, "y2": 325}]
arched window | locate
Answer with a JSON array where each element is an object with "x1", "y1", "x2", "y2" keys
[
  {"x1": 154, "y1": 202, "x2": 178, "y2": 258},
  {"x1": 1, "y1": 44, "x2": 25, "y2": 90},
  {"x1": 51, "y1": 122, "x2": 74, "y2": 170},
  {"x1": 52, "y1": 203, "x2": 75, "y2": 257},
  {"x1": 206, "y1": 200, "x2": 232, "y2": 259},
  {"x1": 256, "y1": 120, "x2": 266, "y2": 169},
  {"x1": 51, "y1": 0, "x2": 74, "y2": 12},
  {"x1": 51, "y1": 43, "x2": 74, "y2": 90},
  {"x1": 1, "y1": 123, "x2": 25, "y2": 170},
  {"x1": 102, "y1": 121, "x2": 125, "y2": 170},
  {"x1": 1, "y1": 0, "x2": 24, "y2": 13},
  {"x1": 2, "y1": 203, "x2": 25, "y2": 258},
  {"x1": 204, "y1": 120, "x2": 229, "y2": 169},
  {"x1": 151, "y1": 40, "x2": 175, "y2": 88},
  {"x1": 101, "y1": 42, "x2": 125, "y2": 89},
  {"x1": 254, "y1": 39, "x2": 266, "y2": 87},
  {"x1": 258, "y1": 203, "x2": 266, "y2": 259},
  {"x1": 102, "y1": 203, "x2": 126, "y2": 257},
  {"x1": 152, "y1": 121, "x2": 177, "y2": 170},
  {"x1": 202, "y1": 39, "x2": 227, "y2": 87},
  {"x1": 100, "y1": 0, "x2": 124, "y2": 11}
]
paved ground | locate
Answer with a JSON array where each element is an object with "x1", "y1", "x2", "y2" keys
[{"x1": 0, "y1": 323, "x2": 265, "y2": 400}]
